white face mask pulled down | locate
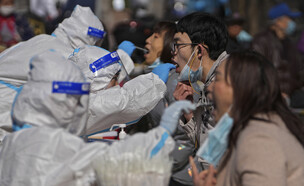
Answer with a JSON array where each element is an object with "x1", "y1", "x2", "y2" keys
[{"x1": 0, "y1": 5, "x2": 15, "y2": 16}]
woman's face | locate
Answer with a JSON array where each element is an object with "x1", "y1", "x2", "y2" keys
[
  {"x1": 208, "y1": 61, "x2": 233, "y2": 122},
  {"x1": 144, "y1": 31, "x2": 165, "y2": 65}
]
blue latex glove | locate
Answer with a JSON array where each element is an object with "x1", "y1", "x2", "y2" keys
[
  {"x1": 152, "y1": 63, "x2": 176, "y2": 83},
  {"x1": 118, "y1": 41, "x2": 136, "y2": 56},
  {"x1": 160, "y1": 100, "x2": 196, "y2": 134}
]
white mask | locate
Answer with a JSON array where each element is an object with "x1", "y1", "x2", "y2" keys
[{"x1": 0, "y1": 5, "x2": 15, "y2": 16}]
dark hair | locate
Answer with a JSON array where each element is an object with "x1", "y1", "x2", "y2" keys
[
  {"x1": 220, "y1": 50, "x2": 304, "y2": 170},
  {"x1": 177, "y1": 12, "x2": 228, "y2": 60},
  {"x1": 153, "y1": 21, "x2": 176, "y2": 63}
]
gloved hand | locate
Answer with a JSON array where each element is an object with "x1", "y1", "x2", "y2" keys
[
  {"x1": 118, "y1": 41, "x2": 136, "y2": 56},
  {"x1": 152, "y1": 63, "x2": 176, "y2": 83},
  {"x1": 160, "y1": 100, "x2": 196, "y2": 134}
]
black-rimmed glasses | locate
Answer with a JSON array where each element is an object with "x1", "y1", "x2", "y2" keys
[{"x1": 171, "y1": 43, "x2": 199, "y2": 54}]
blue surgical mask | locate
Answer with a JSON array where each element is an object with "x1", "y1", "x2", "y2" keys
[
  {"x1": 178, "y1": 49, "x2": 203, "y2": 82},
  {"x1": 285, "y1": 20, "x2": 296, "y2": 35},
  {"x1": 196, "y1": 112, "x2": 234, "y2": 166},
  {"x1": 236, "y1": 30, "x2": 253, "y2": 42}
]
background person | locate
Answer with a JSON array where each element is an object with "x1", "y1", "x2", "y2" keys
[
  {"x1": 225, "y1": 12, "x2": 252, "y2": 53},
  {"x1": 251, "y1": 2, "x2": 303, "y2": 107},
  {"x1": 0, "y1": 0, "x2": 34, "y2": 51}
]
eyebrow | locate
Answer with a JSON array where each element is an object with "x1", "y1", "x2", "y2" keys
[{"x1": 173, "y1": 37, "x2": 180, "y2": 42}]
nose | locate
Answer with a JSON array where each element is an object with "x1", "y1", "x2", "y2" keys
[
  {"x1": 171, "y1": 47, "x2": 177, "y2": 56},
  {"x1": 170, "y1": 42, "x2": 176, "y2": 56},
  {"x1": 171, "y1": 54, "x2": 177, "y2": 62},
  {"x1": 146, "y1": 35, "x2": 152, "y2": 44}
]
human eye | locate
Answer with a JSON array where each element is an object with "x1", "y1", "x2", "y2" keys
[{"x1": 154, "y1": 33, "x2": 160, "y2": 38}]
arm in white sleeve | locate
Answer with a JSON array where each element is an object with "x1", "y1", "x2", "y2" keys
[
  {"x1": 47, "y1": 127, "x2": 175, "y2": 185},
  {"x1": 85, "y1": 72, "x2": 166, "y2": 135},
  {"x1": 110, "y1": 126, "x2": 175, "y2": 158},
  {"x1": 90, "y1": 126, "x2": 174, "y2": 185}
]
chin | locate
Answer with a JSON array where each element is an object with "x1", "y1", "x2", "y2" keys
[
  {"x1": 212, "y1": 109, "x2": 220, "y2": 123},
  {"x1": 175, "y1": 67, "x2": 181, "y2": 73},
  {"x1": 145, "y1": 60, "x2": 154, "y2": 65},
  {"x1": 145, "y1": 58, "x2": 156, "y2": 65}
]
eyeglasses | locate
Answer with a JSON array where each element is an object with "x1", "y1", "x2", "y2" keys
[{"x1": 171, "y1": 43, "x2": 199, "y2": 54}]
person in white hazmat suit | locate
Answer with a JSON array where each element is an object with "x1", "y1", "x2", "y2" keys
[
  {"x1": 0, "y1": 50, "x2": 196, "y2": 186},
  {"x1": 68, "y1": 45, "x2": 175, "y2": 135},
  {"x1": 0, "y1": 5, "x2": 104, "y2": 135}
]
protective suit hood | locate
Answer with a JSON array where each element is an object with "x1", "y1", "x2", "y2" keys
[
  {"x1": 68, "y1": 45, "x2": 121, "y2": 93},
  {"x1": 53, "y1": 5, "x2": 104, "y2": 49},
  {"x1": 12, "y1": 50, "x2": 89, "y2": 136}
]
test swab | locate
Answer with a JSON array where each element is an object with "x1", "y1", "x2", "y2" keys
[{"x1": 135, "y1": 46, "x2": 148, "y2": 53}]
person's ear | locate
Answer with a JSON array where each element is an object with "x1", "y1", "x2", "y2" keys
[
  {"x1": 197, "y1": 44, "x2": 206, "y2": 59},
  {"x1": 197, "y1": 47, "x2": 201, "y2": 54}
]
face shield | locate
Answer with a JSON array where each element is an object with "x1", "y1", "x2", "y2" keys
[
  {"x1": 69, "y1": 46, "x2": 133, "y2": 92},
  {"x1": 89, "y1": 50, "x2": 130, "y2": 87},
  {"x1": 89, "y1": 51, "x2": 121, "y2": 76},
  {"x1": 52, "y1": 5, "x2": 105, "y2": 48}
]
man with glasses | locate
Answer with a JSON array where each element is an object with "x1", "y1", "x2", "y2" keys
[{"x1": 169, "y1": 12, "x2": 229, "y2": 186}]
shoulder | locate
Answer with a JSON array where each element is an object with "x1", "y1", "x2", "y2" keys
[
  {"x1": 239, "y1": 113, "x2": 285, "y2": 139},
  {"x1": 253, "y1": 29, "x2": 272, "y2": 39},
  {"x1": 236, "y1": 113, "x2": 287, "y2": 159},
  {"x1": 252, "y1": 29, "x2": 274, "y2": 44}
]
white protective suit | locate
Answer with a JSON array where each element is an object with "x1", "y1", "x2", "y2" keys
[
  {"x1": 69, "y1": 46, "x2": 167, "y2": 135},
  {"x1": 0, "y1": 5, "x2": 104, "y2": 130},
  {"x1": 0, "y1": 50, "x2": 175, "y2": 186}
]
